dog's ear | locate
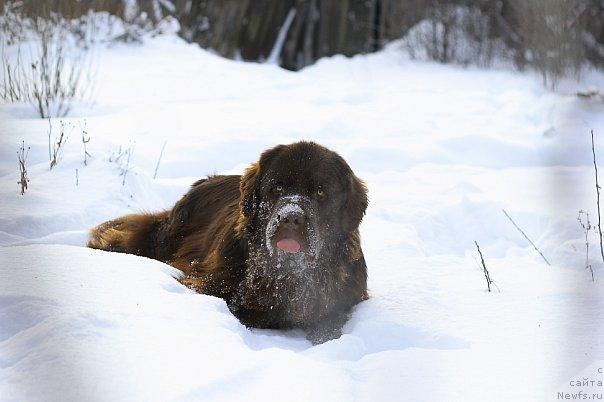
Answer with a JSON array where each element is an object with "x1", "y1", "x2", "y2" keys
[
  {"x1": 236, "y1": 145, "x2": 285, "y2": 234},
  {"x1": 342, "y1": 174, "x2": 368, "y2": 233},
  {"x1": 239, "y1": 162, "x2": 260, "y2": 219}
]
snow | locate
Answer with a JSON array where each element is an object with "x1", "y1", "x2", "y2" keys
[{"x1": 1, "y1": 28, "x2": 604, "y2": 401}]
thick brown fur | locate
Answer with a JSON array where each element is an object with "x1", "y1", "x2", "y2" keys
[{"x1": 88, "y1": 141, "x2": 368, "y2": 343}]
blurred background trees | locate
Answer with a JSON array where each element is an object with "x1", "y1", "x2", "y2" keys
[{"x1": 1, "y1": 0, "x2": 603, "y2": 85}]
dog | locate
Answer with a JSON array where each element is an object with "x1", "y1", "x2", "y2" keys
[{"x1": 88, "y1": 141, "x2": 368, "y2": 343}]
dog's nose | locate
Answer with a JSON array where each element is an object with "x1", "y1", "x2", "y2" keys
[{"x1": 277, "y1": 212, "x2": 306, "y2": 230}]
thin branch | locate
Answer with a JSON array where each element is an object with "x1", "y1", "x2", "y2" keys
[
  {"x1": 49, "y1": 120, "x2": 70, "y2": 170},
  {"x1": 47, "y1": 117, "x2": 52, "y2": 162},
  {"x1": 121, "y1": 142, "x2": 135, "y2": 186},
  {"x1": 474, "y1": 241, "x2": 492, "y2": 292},
  {"x1": 578, "y1": 210, "x2": 595, "y2": 282},
  {"x1": 590, "y1": 129, "x2": 604, "y2": 265},
  {"x1": 153, "y1": 140, "x2": 167, "y2": 179},
  {"x1": 81, "y1": 120, "x2": 91, "y2": 166},
  {"x1": 502, "y1": 209, "x2": 551, "y2": 266},
  {"x1": 17, "y1": 141, "x2": 30, "y2": 195}
]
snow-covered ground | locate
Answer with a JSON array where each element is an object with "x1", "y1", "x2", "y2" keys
[{"x1": 1, "y1": 29, "x2": 603, "y2": 401}]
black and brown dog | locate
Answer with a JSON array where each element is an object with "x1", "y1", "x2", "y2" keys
[{"x1": 88, "y1": 141, "x2": 368, "y2": 343}]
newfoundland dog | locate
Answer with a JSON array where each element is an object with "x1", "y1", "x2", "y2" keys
[{"x1": 88, "y1": 141, "x2": 368, "y2": 343}]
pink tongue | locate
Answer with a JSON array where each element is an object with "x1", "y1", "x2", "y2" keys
[{"x1": 276, "y1": 238, "x2": 301, "y2": 253}]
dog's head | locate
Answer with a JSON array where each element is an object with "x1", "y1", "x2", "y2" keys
[{"x1": 236, "y1": 141, "x2": 367, "y2": 266}]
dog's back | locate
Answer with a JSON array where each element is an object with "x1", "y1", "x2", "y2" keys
[{"x1": 87, "y1": 175, "x2": 241, "y2": 269}]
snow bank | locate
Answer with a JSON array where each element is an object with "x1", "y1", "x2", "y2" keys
[{"x1": 2, "y1": 244, "x2": 600, "y2": 401}]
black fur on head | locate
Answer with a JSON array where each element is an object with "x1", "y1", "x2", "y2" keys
[
  {"x1": 236, "y1": 144, "x2": 285, "y2": 235},
  {"x1": 341, "y1": 169, "x2": 368, "y2": 233},
  {"x1": 236, "y1": 142, "x2": 368, "y2": 239}
]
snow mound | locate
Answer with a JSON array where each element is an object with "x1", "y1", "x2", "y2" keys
[{"x1": 0, "y1": 245, "x2": 464, "y2": 401}]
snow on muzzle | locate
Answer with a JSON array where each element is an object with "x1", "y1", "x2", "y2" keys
[{"x1": 265, "y1": 195, "x2": 320, "y2": 258}]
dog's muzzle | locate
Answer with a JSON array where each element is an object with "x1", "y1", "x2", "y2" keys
[{"x1": 266, "y1": 196, "x2": 315, "y2": 255}]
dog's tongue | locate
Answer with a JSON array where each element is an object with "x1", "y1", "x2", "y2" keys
[{"x1": 276, "y1": 238, "x2": 301, "y2": 253}]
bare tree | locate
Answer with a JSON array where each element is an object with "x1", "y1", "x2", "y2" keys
[
  {"x1": 402, "y1": 1, "x2": 502, "y2": 68},
  {"x1": 511, "y1": 0, "x2": 586, "y2": 88}
]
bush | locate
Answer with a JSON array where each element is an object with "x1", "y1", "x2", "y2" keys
[
  {"x1": 0, "y1": 1, "x2": 175, "y2": 118},
  {"x1": 511, "y1": 0, "x2": 587, "y2": 87},
  {"x1": 0, "y1": 4, "x2": 94, "y2": 117},
  {"x1": 400, "y1": 0, "x2": 602, "y2": 88},
  {"x1": 401, "y1": 3, "x2": 510, "y2": 68}
]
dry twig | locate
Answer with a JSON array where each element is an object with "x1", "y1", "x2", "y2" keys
[
  {"x1": 590, "y1": 130, "x2": 604, "y2": 265},
  {"x1": 17, "y1": 141, "x2": 30, "y2": 195},
  {"x1": 49, "y1": 120, "x2": 70, "y2": 169},
  {"x1": 81, "y1": 120, "x2": 91, "y2": 165},
  {"x1": 474, "y1": 241, "x2": 494, "y2": 292},
  {"x1": 118, "y1": 142, "x2": 135, "y2": 186},
  {"x1": 578, "y1": 210, "x2": 595, "y2": 282},
  {"x1": 153, "y1": 140, "x2": 167, "y2": 179},
  {"x1": 502, "y1": 209, "x2": 551, "y2": 266}
]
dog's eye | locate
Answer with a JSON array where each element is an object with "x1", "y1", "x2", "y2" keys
[
  {"x1": 316, "y1": 187, "x2": 325, "y2": 197},
  {"x1": 275, "y1": 184, "x2": 284, "y2": 194}
]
